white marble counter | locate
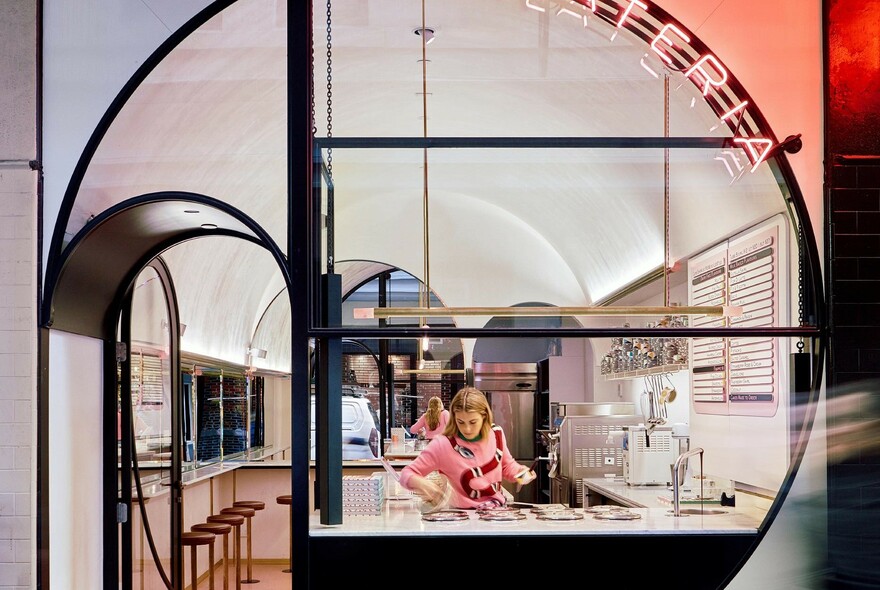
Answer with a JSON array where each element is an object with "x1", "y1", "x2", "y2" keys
[
  {"x1": 308, "y1": 496, "x2": 764, "y2": 537},
  {"x1": 582, "y1": 476, "x2": 677, "y2": 508},
  {"x1": 581, "y1": 477, "x2": 739, "y2": 509},
  {"x1": 134, "y1": 461, "x2": 237, "y2": 500}
]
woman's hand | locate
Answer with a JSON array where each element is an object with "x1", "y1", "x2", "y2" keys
[
  {"x1": 515, "y1": 469, "x2": 537, "y2": 491},
  {"x1": 410, "y1": 475, "x2": 444, "y2": 504}
]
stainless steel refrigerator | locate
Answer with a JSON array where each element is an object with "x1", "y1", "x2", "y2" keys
[{"x1": 473, "y1": 362, "x2": 538, "y2": 503}]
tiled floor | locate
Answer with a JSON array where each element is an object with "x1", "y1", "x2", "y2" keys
[
  {"x1": 238, "y1": 563, "x2": 293, "y2": 589},
  {"x1": 136, "y1": 559, "x2": 294, "y2": 589},
  {"x1": 204, "y1": 563, "x2": 293, "y2": 590}
]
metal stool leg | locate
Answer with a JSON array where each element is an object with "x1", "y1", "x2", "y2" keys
[
  {"x1": 182, "y1": 532, "x2": 214, "y2": 590},
  {"x1": 235, "y1": 524, "x2": 242, "y2": 590},
  {"x1": 190, "y1": 544, "x2": 200, "y2": 590},
  {"x1": 283, "y1": 504, "x2": 292, "y2": 573},
  {"x1": 276, "y1": 495, "x2": 293, "y2": 574},
  {"x1": 205, "y1": 515, "x2": 240, "y2": 590},
  {"x1": 229, "y1": 501, "x2": 263, "y2": 584},
  {"x1": 222, "y1": 530, "x2": 229, "y2": 590},
  {"x1": 208, "y1": 541, "x2": 215, "y2": 589},
  {"x1": 242, "y1": 514, "x2": 259, "y2": 583}
]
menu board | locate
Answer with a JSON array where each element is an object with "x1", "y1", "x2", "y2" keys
[
  {"x1": 688, "y1": 216, "x2": 788, "y2": 417},
  {"x1": 689, "y1": 242, "x2": 729, "y2": 414}
]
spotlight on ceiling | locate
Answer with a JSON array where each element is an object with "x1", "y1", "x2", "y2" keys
[
  {"x1": 413, "y1": 27, "x2": 435, "y2": 44},
  {"x1": 247, "y1": 347, "x2": 268, "y2": 359}
]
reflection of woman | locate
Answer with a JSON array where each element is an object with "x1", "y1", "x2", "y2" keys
[
  {"x1": 408, "y1": 396, "x2": 449, "y2": 440},
  {"x1": 400, "y1": 387, "x2": 535, "y2": 510}
]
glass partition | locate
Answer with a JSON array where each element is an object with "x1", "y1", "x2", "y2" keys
[
  {"x1": 314, "y1": 142, "x2": 803, "y2": 331},
  {"x1": 125, "y1": 264, "x2": 174, "y2": 589}
]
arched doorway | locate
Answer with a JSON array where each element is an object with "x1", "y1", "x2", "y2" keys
[{"x1": 41, "y1": 193, "x2": 289, "y2": 589}]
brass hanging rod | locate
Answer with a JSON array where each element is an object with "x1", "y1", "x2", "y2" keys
[{"x1": 354, "y1": 305, "x2": 742, "y2": 319}]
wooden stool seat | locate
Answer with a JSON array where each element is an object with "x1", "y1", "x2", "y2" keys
[
  {"x1": 222, "y1": 506, "x2": 259, "y2": 584},
  {"x1": 233, "y1": 500, "x2": 265, "y2": 511},
  {"x1": 192, "y1": 522, "x2": 232, "y2": 535},
  {"x1": 192, "y1": 523, "x2": 232, "y2": 590},
  {"x1": 209, "y1": 514, "x2": 246, "y2": 590},
  {"x1": 182, "y1": 531, "x2": 215, "y2": 546},
  {"x1": 206, "y1": 513, "x2": 245, "y2": 527},
  {"x1": 181, "y1": 532, "x2": 215, "y2": 590},
  {"x1": 276, "y1": 495, "x2": 293, "y2": 573},
  {"x1": 220, "y1": 506, "x2": 255, "y2": 518}
]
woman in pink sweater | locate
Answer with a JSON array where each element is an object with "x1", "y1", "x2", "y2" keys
[
  {"x1": 408, "y1": 396, "x2": 450, "y2": 440},
  {"x1": 400, "y1": 386, "x2": 535, "y2": 510}
]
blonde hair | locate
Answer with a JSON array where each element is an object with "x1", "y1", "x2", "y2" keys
[
  {"x1": 443, "y1": 386, "x2": 493, "y2": 440},
  {"x1": 425, "y1": 396, "x2": 444, "y2": 430}
]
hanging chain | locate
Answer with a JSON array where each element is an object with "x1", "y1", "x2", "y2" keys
[
  {"x1": 663, "y1": 74, "x2": 670, "y2": 308},
  {"x1": 309, "y1": 1, "x2": 316, "y2": 137},
  {"x1": 797, "y1": 224, "x2": 805, "y2": 352},
  {"x1": 325, "y1": 0, "x2": 333, "y2": 177}
]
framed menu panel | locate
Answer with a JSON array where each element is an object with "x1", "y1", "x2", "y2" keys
[
  {"x1": 688, "y1": 215, "x2": 790, "y2": 417},
  {"x1": 687, "y1": 215, "x2": 792, "y2": 493},
  {"x1": 688, "y1": 241, "x2": 729, "y2": 416},
  {"x1": 727, "y1": 219, "x2": 785, "y2": 417}
]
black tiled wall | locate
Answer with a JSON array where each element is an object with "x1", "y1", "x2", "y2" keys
[
  {"x1": 825, "y1": 1, "x2": 880, "y2": 582},
  {"x1": 828, "y1": 164, "x2": 880, "y2": 378}
]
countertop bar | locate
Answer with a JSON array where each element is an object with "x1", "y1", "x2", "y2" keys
[
  {"x1": 309, "y1": 497, "x2": 761, "y2": 536},
  {"x1": 582, "y1": 476, "x2": 669, "y2": 508},
  {"x1": 132, "y1": 457, "x2": 408, "y2": 500}
]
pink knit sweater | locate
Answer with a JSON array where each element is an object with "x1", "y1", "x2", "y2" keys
[
  {"x1": 409, "y1": 409, "x2": 450, "y2": 440},
  {"x1": 399, "y1": 424, "x2": 529, "y2": 509}
]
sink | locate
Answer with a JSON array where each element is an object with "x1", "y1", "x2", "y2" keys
[{"x1": 671, "y1": 508, "x2": 728, "y2": 516}]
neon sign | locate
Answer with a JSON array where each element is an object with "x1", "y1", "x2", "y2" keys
[{"x1": 525, "y1": 0, "x2": 777, "y2": 174}]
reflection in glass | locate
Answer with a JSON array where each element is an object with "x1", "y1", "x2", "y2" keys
[{"x1": 127, "y1": 265, "x2": 173, "y2": 589}]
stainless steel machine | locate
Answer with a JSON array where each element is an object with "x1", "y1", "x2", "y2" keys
[
  {"x1": 622, "y1": 425, "x2": 675, "y2": 486},
  {"x1": 549, "y1": 401, "x2": 643, "y2": 507},
  {"x1": 473, "y1": 362, "x2": 539, "y2": 503}
]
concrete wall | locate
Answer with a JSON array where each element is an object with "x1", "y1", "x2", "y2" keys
[{"x1": 0, "y1": 2, "x2": 37, "y2": 589}]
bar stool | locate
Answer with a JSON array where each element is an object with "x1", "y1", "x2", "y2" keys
[
  {"x1": 207, "y1": 513, "x2": 245, "y2": 590},
  {"x1": 231, "y1": 501, "x2": 265, "y2": 584},
  {"x1": 276, "y1": 495, "x2": 292, "y2": 573},
  {"x1": 220, "y1": 506, "x2": 256, "y2": 585},
  {"x1": 192, "y1": 521, "x2": 232, "y2": 590},
  {"x1": 181, "y1": 531, "x2": 215, "y2": 590}
]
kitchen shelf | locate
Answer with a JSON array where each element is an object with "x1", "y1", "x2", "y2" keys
[{"x1": 602, "y1": 363, "x2": 688, "y2": 381}]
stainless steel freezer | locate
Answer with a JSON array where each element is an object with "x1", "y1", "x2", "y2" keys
[{"x1": 473, "y1": 362, "x2": 539, "y2": 503}]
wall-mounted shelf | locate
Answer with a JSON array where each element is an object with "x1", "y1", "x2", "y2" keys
[{"x1": 603, "y1": 363, "x2": 688, "y2": 381}]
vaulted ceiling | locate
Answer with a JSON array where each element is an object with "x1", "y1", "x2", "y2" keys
[{"x1": 56, "y1": 0, "x2": 795, "y2": 370}]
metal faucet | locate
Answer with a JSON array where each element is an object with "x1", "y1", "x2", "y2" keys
[{"x1": 672, "y1": 447, "x2": 703, "y2": 516}]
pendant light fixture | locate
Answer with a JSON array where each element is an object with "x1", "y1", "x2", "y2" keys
[
  {"x1": 418, "y1": 0, "x2": 431, "y2": 372},
  {"x1": 400, "y1": 0, "x2": 466, "y2": 377}
]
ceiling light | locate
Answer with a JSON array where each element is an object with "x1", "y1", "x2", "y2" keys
[
  {"x1": 247, "y1": 347, "x2": 268, "y2": 359},
  {"x1": 413, "y1": 27, "x2": 435, "y2": 44},
  {"x1": 201, "y1": 223, "x2": 218, "y2": 230}
]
